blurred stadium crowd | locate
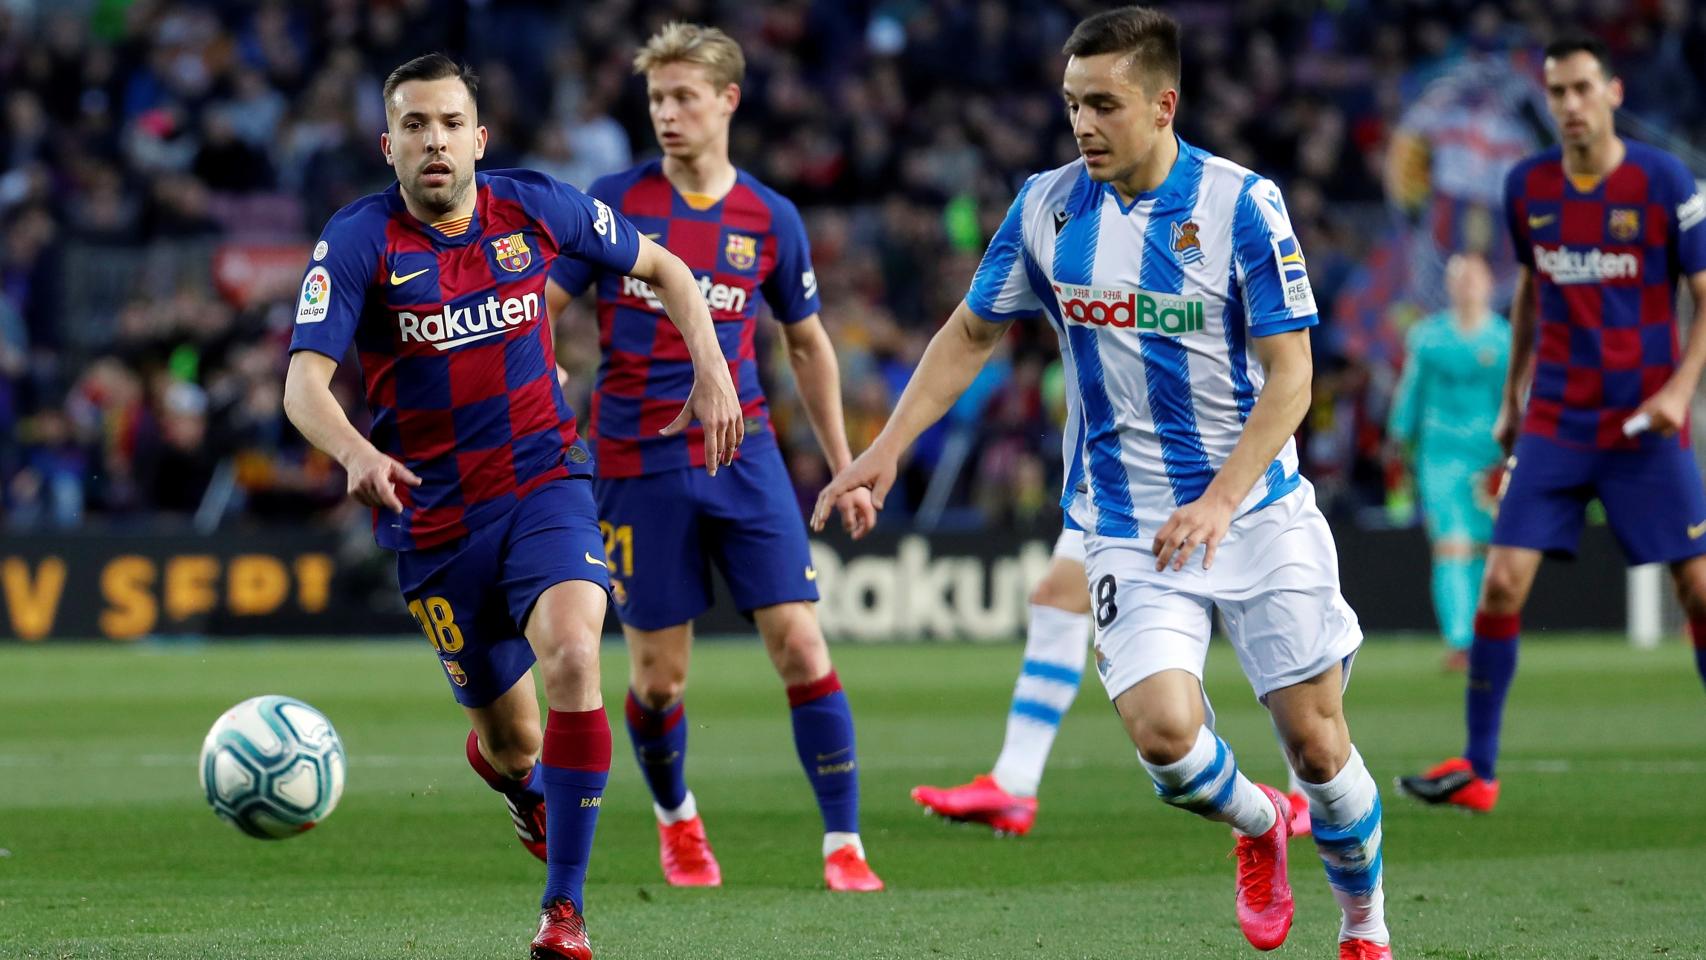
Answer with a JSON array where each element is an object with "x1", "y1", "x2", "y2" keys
[{"x1": 2, "y1": 0, "x2": 1702, "y2": 534}]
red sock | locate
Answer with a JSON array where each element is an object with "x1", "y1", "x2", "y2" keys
[{"x1": 465, "y1": 729, "x2": 535, "y2": 795}]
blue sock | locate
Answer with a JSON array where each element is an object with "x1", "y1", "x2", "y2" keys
[
  {"x1": 787, "y1": 670, "x2": 859, "y2": 835},
  {"x1": 1431, "y1": 555, "x2": 1476, "y2": 651},
  {"x1": 624, "y1": 691, "x2": 689, "y2": 812},
  {"x1": 539, "y1": 708, "x2": 611, "y2": 911},
  {"x1": 1464, "y1": 612, "x2": 1519, "y2": 780}
]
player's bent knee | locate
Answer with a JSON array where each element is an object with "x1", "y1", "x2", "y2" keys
[
  {"x1": 632, "y1": 675, "x2": 686, "y2": 710},
  {"x1": 1030, "y1": 559, "x2": 1090, "y2": 612},
  {"x1": 484, "y1": 736, "x2": 541, "y2": 778},
  {"x1": 773, "y1": 629, "x2": 831, "y2": 686},
  {"x1": 1135, "y1": 731, "x2": 1198, "y2": 767},
  {"x1": 1285, "y1": 736, "x2": 1348, "y2": 784},
  {"x1": 757, "y1": 602, "x2": 830, "y2": 684},
  {"x1": 1131, "y1": 716, "x2": 1201, "y2": 766},
  {"x1": 532, "y1": 629, "x2": 600, "y2": 684},
  {"x1": 1479, "y1": 561, "x2": 1530, "y2": 613}
]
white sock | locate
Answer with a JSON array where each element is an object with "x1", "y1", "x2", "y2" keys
[
  {"x1": 991, "y1": 604, "x2": 1091, "y2": 797},
  {"x1": 822, "y1": 830, "x2": 863, "y2": 859},
  {"x1": 1296, "y1": 747, "x2": 1388, "y2": 944},
  {"x1": 654, "y1": 790, "x2": 698, "y2": 826},
  {"x1": 1140, "y1": 726, "x2": 1276, "y2": 837}
]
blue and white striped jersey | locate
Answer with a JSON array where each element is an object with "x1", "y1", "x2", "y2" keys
[{"x1": 966, "y1": 138, "x2": 1318, "y2": 540}]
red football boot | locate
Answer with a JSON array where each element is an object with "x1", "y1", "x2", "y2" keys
[
  {"x1": 1286, "y1": 790, "x2": 1313, "y2": 838},
  {"x1": 1395, "y1": 757, "x2": 1499, "y2": 812},
  {"x1": 1340, "y1": 937, "x2": 1394, "y2": 959},
  {"x1": 1233, "y1": 785, "x2": 1295, "y2": 951},
  {"x1": 530, "y1": 898, "x2": 592, "y2": 960},
  {"x1": 507, "y1": 792, "x2": 548, "y2": 863},
  {"x1": 658, "y1": 816, "x2": 722, "y2": 887},
  {"x1": 824, "y1": 844, "x2": 884, "y2": 892},
  {"x1": 911, "y1": 774, "x2": 1039, "y2": 836}
]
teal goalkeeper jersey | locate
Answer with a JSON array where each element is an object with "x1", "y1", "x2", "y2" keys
[{"x1": 1388, "y1": 310, "x2": 1510, "y2": 467}]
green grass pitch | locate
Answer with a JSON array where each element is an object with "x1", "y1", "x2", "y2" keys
[{"x1": 1, "y1": 636, "x2": 1702, "y2": 959}]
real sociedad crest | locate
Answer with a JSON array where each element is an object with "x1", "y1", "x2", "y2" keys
[
  {"x1": 724, "y1": 234, "x2": 758, "y2": 270},
  {"x1": 491, "y1": 232, "x2": 533, "y2": 272},
  {"x1": 1171, "y1": 220, "x2": 1204, "y2": 266}
]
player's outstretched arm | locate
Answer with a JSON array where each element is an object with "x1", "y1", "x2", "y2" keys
[
  {"x1": 779, "y1": 314, "x2": 875, "y2": 538},
  {"x1": 810, "y1": 299, "x2": 1010, "y2": 531},
  {"x1": 283, "y1": 350, "x2": 420, "y2": 512},
  {"x1": 1151, "y1": 328, "x2": 1313, "y2": 572},
  {"x1": 627, "y1": 235, "x2": 744, "y2": 474},
  {"x1": 1493, "y1": 266, "x2": 1537, "y2": 453},
  {"x1": 1631, "y1": 269, "x2": 1706, "y2": 437}
]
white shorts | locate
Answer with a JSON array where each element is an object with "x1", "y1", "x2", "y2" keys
[
  {"x1": 1085, "y1": 480, "x2": 1362, "y2": 702},
  {"x1": 1051, "y1": 527, "x2": 1087, "y2": 564}
]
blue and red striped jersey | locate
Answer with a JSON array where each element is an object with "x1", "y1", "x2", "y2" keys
[
  {"x1": 549, "y1": 160, "x2": 820, "y2": 477},
  {"x1": 289, "y1": 169, "x2": 640, "y2": 550},
  {"x1": 1505, "y1": 140, "x2": 1706, "y2": 448}
]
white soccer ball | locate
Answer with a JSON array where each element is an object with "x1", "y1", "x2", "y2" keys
[{"x1": 198, "y1": 695, "x2": 346, "y2": 839}]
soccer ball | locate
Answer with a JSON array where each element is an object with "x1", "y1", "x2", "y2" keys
[{"x1": 198, "y1": 695, "x2": 346, "y2": 839}]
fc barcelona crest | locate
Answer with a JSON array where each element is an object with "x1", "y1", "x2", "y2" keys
[
  {"x1": 1609, "y1": 208, "x2": 1640, "y2": 242},
  {"x1": 491, "y1": 232, "x2": 533, "y2": 272},
  {"x1": 724, "y1": 234, "x2": 758, "y2": 270}
]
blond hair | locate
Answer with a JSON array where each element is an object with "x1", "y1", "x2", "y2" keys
[{"x1": 632, "y1": 22, "x2": 745, "y2": 90}]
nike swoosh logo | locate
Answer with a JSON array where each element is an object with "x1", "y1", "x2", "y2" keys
[
  {"x1": 585, "y1": 552, "x2": 608, "y2": 568},
  {"x1": 815, "y1": 747, "x2": 851, "y2": 762},
  {"x1": 390, "y1": 267, "x2": 430, "y2": 285},
  {"x1": 1527, "y1": 214, "x2": 1555, "y2": 228},
  {"x1": 643, "y1": 232, "x2": 662, "y2": 241},
  {"x1": 1689, "y1": 521, "x2": 1706, "y2": 540}
]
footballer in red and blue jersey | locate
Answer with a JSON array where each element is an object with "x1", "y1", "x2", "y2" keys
[
  {"x1": 547, "y1": 159, "x2": 823, "y2": 628},
  {"x1": 1494, "y1": 136, "x2": 1706, "y2": 564},
  {"x1": 283, "y1": 53, "x2": 746, "y2": 956},
  {"x1": 1401, "y1": 39, "x2": 1706, "y2": 817},
  {"x1": 292, "y1": 167, "x2": 635, "y2": 556},
  {"x1": 543, "y1": 22, "x2": 882, "y2": 896}
]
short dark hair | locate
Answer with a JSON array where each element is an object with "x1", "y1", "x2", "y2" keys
[
  {"x1": 1062, "y1": 6, "x2": 1181, "y2": 90},
  {"x1": 382, "y1": 53, "x2": 479, "y2": 107},
  {"x1": 1543, "y1": 34, "x2": 1614, "y2": 78}
]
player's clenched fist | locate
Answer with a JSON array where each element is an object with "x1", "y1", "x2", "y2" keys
[
  {"x1": 343, "y1": 447, "x2": 421, "y2": 513},
  {"x1": 1151, "y1": 493, "x2": 1235, "y2": 572},
  {"x1": 665, "y1": 363, "x2": 744, "y2": 476}
]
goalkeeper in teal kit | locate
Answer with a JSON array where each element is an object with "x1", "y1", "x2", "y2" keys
[{"x1": 1387, "y1": 253, "x2": 1510, "y2": 666}]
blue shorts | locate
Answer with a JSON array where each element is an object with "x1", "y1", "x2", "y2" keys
[
  {"x1": 1491, "y1": 433, "x2": 1706, "y2": 565},
  {"x1": 395, "y1": 478, "x2": 609, "y2": 707},
  {"x1": 593, "y1": 444, "x2": 819, "y2": 631}
]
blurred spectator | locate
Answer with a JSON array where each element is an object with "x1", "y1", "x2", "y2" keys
[{"x1": 2, "y1": 1, "x2": 1701, "y2": 534}]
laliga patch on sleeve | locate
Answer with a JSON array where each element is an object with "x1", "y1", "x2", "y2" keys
[
  {"x1": 1678, "y1": 192, "x2": 1705, "y2": 231},
  {"x1": 1270, "y1": 234, "x2": 1316, "y2": 313},
  {"x1": 296, "y1": 266, "x2": 332, "y2": 324}
]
